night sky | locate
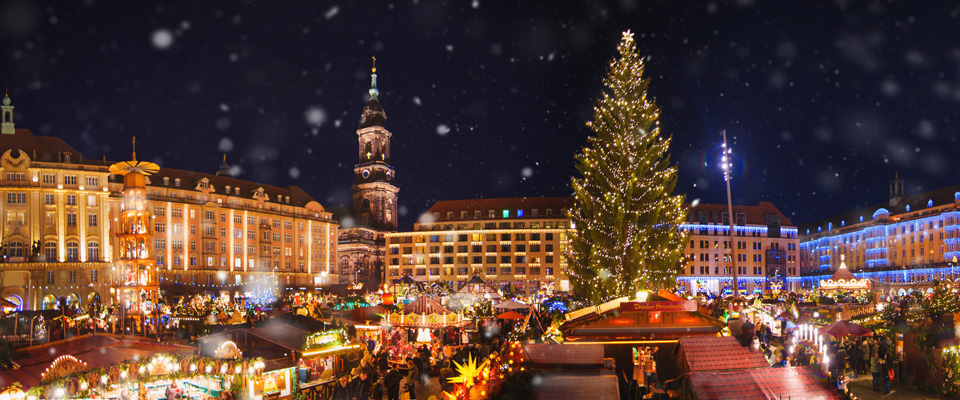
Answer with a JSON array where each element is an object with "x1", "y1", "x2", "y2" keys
[{"x1": 1, "y1": 0, "x2": 958, "y2": 230}]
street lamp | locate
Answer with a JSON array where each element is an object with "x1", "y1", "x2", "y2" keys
[{"x1": 721, "y1": 130, "x2": 739, "y2": 298}]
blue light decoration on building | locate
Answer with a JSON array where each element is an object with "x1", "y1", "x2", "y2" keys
[
  {"x1": 801, "y1": 210, "x2": 960, "y2": 275},
  {"x1": 803, "y1": 264, "x2": 960, "y2": 287},
  {"x1": 860, "y1": 216, "x2": 864, "y2": 222},
  {"x1": 517, "y1": 209, "x2": 524, "y2": 218},
  {"x1": 873, "y1": 208, "x2": 889, "y2": 220},
  {"x1": 906, "y1": 204, "x2": 911, "y2": 212},
  {"x1": 676, "y1": 223, "x2": 798, "y2": 236},
  {"x1": 955, "y1": 192, "x2": 960, "y2": 201},
  {"x1": 929, "y1": 199, "x2": 934, "y2": 208}
]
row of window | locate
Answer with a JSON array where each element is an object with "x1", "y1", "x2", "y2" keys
[
  {"x1": 6, "y1": 240, "x2": 100, "y2": 261},
  {"x1": 391, "y1": 255, "x2": 557, "y2": 266},
  {"x1": 6, "y1": 211, "x2": 99, "y2": 227},
  {"x1": 392, "y1": 232, "x2": 559, "y2": 244},
  {"x1": 45, "y1": 269, "x2": 98, "y2": 284},
  {"x1": 6, "y1": 193, "x2": 101, "y2": 206},
  {"x1": 434, "y1": 208, "x2": 559, "y2": 221},
  {"x1": 27, "y1": 174, "x2": 99, "y2": 186},
  {"x1": 392, "y1": 243, "x2": 557, "y2": 255},
  {"x1": 388, "y1": 266, "x2": 556, "y2": 277},
  {"x1": 155, "y1": 255, "x2": 310, "y2": 271}
]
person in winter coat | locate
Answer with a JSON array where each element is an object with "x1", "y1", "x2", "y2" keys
[
  {"x1": 332, "y1": 375, "x2": 354, "y2": 400},
  {"x1": 835, "y1": 346, "x2": 848, "y2": 378},
  {"x1": 405, "y1": 358, "x2": 419, "y2": 400},
  {"x1": 354, "y1": 371, "x2": 373, "y2": 400},
  {"x1": 439, "y1": 360, "x2": 456, "y2": 394},
  {"x1": 848, "y1": 343, "x2": 860, "y2": 378},
  {"x1": 384, "y1": 367, "x2": 403, "y2": 400},
  {"x1": 859, "y1": 339, "x2": 871, "y2": 374},
  {"x1": 870, "y1": 353, "x2": 882, "y2": 391}
]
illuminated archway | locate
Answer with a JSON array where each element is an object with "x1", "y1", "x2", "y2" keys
[
  {"x1": 42, "y1": 294, "x2": 57, "y2": 310},
  {"x1": 66, "y1": 293, "x2": 81, "y2": 308},
  {"x1": 4, "y1": 295, "x2": 22, "y2": 311}
]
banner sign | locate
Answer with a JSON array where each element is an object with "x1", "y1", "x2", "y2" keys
[{"x1": 620, "y1": 301, "x2": 697, "y2": 313}]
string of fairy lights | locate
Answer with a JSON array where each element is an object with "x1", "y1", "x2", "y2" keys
[{"x1": 567, "y1": 30, "x2": 689, "y2": 305}]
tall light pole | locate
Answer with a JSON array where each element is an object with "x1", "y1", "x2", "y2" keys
[{"x1": 721, "y1": 130, "x2": 739, "y2": 298}]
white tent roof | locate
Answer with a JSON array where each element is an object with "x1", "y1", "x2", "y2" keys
[{"x1": 495, "y1": 299, "x2": 529, "y2": 309}]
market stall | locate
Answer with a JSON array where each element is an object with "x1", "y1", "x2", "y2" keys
[
  {"x1": 12, "y1": 351, "x2": 270, "y2": 400},
  {"x1": 299, "y1": 328, "x2": 363, "y2": 386}
]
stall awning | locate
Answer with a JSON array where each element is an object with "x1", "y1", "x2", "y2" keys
[
  {"x1": 403, "y1": 296, "x2": 451, "y2": 315},
  {"x1": 688, "y1": 366, "x2": 838, "y2": 400},
  {"x1": 675, "y1": 337, "x2": 768, "y2": 374}
]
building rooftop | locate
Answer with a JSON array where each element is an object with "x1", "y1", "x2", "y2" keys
[
  {"x1": 0, "y1": 128, "x2": 97, "y2": 165},
  {"x1": 799, "y1": 182, "x2": 960, "y2": 238},
  {"x1": 0, "y1": 127, "x2": 328, "y2": 212},
  {"x1": 416, "y1": 197, "x2": 574, "y2": 224},
  {"x1": 685, "y1": 201, "x2": 796, "y2": 228}
]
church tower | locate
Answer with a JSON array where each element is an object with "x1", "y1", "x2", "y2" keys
[
  {"x1": 351, "y1": 57, "x2": 399, "y2": 231},
  {"x1": 2, "y1": 91, "x2": 15, "y2": 135}
]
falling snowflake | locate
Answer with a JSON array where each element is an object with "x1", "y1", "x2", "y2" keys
[
  {"x1": 218, "y1": 138, "x2": 234, "y2": 152},
  {"x1": 413, "y1": 96, "x2": 422, "y2": 106},
  {"x1": 289, "y1": 167, "x2": 300, "y2": 179},
  {"x1": 521, "y1": 167, "x2": 534, "y2": 178},
  {"x1": 151, "y1": 29, "x2": 174, "y2": 49},
  {"x1": 305, "y1": 106, "x2": 327, "y2": 127},
  {"x1": 436, "y1": 124, "x2": 451, "y2": 136},
  {"x1": 325, "y1": 6, "x2": 340, "y2": 19}
]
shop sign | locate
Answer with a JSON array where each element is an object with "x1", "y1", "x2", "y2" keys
[
  {"x1": 675, "y1": 316, "x2": 699, "y2": 324},
  {"x1": 609, "y1": 318, "x2": 634, "y2": 326},
  {"x1": 305, "y1": 329, "x2": 344, "y2": 349},
  {"x1": 620, "y1": 301, "x2": 696, "y2": 312}
]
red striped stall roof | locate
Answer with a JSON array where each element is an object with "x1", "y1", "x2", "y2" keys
[
  {"x1": 403, "y1": 296, "x2": 452, "y2": 315},
  {"x1": 689, "y1": 366, "x2": 839, "y2": 400}
]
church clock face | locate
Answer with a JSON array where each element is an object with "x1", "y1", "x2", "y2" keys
[{"x1": 362, "y1": 169, "x2": 370, "y2": 179}]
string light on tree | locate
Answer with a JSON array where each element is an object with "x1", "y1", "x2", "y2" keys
[{"x1": 567, "y1": 30, "x2": 688, "y2": 305}]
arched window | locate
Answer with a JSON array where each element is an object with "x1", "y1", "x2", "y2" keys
[
  {"x1": 66, "y1": 241, "x2": 79, "y2": 261},
  {"x1": 66, "y1": 293, "x2": 80, "y2": 308},
  {"x1": 45, "y1": 241, "x2": 57, "y2": 260},
  {"x1": 4, "y1": 295, "x2": 22, "y2": 311},
  {"x1": 42, "y1": 294, "x2": 57, "y2": 310},
  {"x1": 87, "y1": 242, "x2": 100, "y2": 262},
  {"x1": 6, "y1": 241, "x2": 23, "y2": 258}
]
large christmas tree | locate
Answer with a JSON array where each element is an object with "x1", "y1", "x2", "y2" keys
[{"x1": 567, "y1": 30, "x2": 688, "y2": 306}]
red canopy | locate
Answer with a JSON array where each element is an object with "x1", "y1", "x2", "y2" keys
[
  {"x1": 349, "y1": 305, "x2": 387, "y2": 322},
  {"x1": 820, "y1": 320, "x2": 872, "y2": 337},
  {"x1": 497, "y1": 311, "x2": 525, "y2": 320}
]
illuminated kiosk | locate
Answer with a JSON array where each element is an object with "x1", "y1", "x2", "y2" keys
[
  {"x1": 109, "y1": 138, "x2": 160, "y2": 336},
  {"x1": 557, "y1": 292, "x2": 723, "y2": 392},
  {"x1": 818, "y1": 255, "x2": 871, "y2": 292}
]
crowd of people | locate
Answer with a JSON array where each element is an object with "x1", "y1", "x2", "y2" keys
[{"x1": 327, "y1": 340, "x2": 506, "y2": 400}]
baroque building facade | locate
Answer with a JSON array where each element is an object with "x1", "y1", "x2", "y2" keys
[
  {"x1": 799, "y1": 176, "x2": 960, "y2": 293},
  {"x1": 337, "y1": 60, "x2": 398, "y2": 285},
  {"x1": 0, "y1": 94, "x2": 338, "y2": 310},
  {"x1": 678, "y1": 202, "x2": 800, "y2": 293},
  {"x1": 384, "y1": 197, "x2": 573, "y2": 296}
]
